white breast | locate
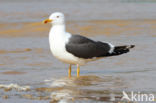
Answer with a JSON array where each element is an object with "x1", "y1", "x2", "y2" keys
[{"x1": 49, "y1": 31, "x2": 86, "y2": 65}]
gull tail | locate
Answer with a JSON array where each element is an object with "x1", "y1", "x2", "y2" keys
[{"x1": 107, "y1": 45, "x2": 135, "y2": 56}]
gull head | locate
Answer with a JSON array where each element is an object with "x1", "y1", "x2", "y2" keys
[{"x1": 43, "y1": 12, "x2": 65, "y2": 25}]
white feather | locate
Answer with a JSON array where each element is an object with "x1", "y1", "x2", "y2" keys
[
  {"x1": 49, "y1": 24, "x2": 86, "y2": 65},
  {"x1": 107, "y1": 42, "x2": 114, "y2": 53}
]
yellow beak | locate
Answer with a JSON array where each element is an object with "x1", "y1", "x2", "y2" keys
[{"x1": 43, "y1": 19, "x2": 52, "y2": 24}]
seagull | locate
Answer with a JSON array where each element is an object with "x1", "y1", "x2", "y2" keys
[{"x1": 43, "y1": 12, "x2": 135, "y2": 78}]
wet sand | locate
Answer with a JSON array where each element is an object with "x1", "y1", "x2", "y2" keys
[
  {"x1": 0, "y1": 0, "x2": 156, "y2": 103},
  {"x1": 0, "y1": 20, "x2": 156, "y2": 37},
  {"x1": 0, "y1": 23, "x2": 155, "y2": 102}
]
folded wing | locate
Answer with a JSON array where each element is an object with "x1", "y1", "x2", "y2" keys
[{"x1": 65, "y1": 35, "x2": 112, "y2": 59}]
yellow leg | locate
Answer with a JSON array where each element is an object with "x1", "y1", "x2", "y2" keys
[
  {"x1": 77, "y1": 64, "x2": 80, "y2": 77},
  {"x1": 68, "y1": 64, "x2": 72, "y2": 78}
]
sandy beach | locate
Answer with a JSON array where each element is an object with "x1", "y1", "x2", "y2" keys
[{"x1": 0, "y1": 0, "x2": 156, "y2": 103}]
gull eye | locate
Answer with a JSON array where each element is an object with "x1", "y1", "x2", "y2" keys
[{"x1": 56, "y1": 16, "x2": 59, "y2": 18}]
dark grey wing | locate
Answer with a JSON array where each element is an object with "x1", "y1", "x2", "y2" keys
[{"x1": 65, "y1": 35, "x2": 111, "y2": 59}]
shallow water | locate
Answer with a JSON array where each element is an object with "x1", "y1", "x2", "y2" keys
[{"x1": 0, "y1": 0, "x2": 156, "y2": 103}]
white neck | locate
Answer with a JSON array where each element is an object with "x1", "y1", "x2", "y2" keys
[
  {"x1": 49, "y1": 23, "x2": 69, "y2": 44},
  {"x1": 49, "y1": 24, "x2": 66, "y2": 37},
  {"x1": 49, "y1": 23, "x2": 71, "y2": 51}
]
